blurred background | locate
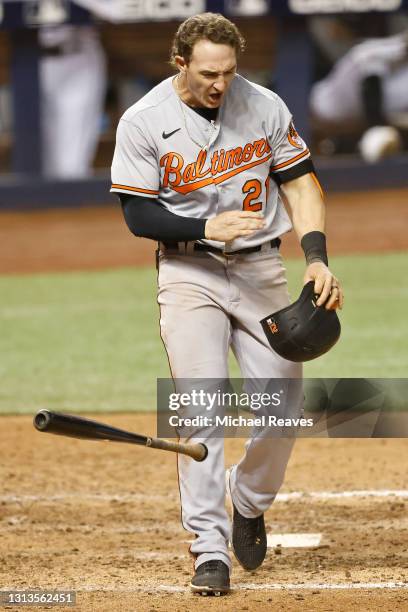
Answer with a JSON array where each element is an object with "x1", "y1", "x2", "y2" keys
[
  {"x1": 1, "y1": 0, "x2": 408, "y2": 193},
  {"x1": 0, "y1": 0, "x2": 407, "y2": 414}
]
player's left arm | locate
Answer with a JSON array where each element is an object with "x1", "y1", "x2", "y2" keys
[{"x1": 280, "y1": 173, "x2": 344, "y2": 311}]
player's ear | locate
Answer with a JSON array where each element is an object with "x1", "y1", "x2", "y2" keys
[{"x1": 174, "y1": 55, "x2": 187, "y2": 73}]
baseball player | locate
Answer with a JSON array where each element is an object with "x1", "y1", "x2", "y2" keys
[
  {"x1": 310, "y1": 30, "x2": 408, "y2": 162},
  {"x1": 40, "y1": 24, "x2": 106, "y2": 178},
  {"x1": 111, "y1": 13, "x2": 343, "y2": 596}
]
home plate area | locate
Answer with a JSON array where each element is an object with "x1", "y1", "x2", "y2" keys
[{"x1": 1, "y1": 419, "x2": 407, "y2": 610}]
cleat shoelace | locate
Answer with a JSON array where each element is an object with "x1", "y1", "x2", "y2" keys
[{"x1": 202, "y1": 560, "x2": 226, "y2": 572}]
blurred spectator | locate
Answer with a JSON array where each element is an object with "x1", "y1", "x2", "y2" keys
[
  {"x1": 39, "y1": 24, "x2": 107, "y2": 178},
  {"x1": 308, "y1": 13, "x2": 391, "y2": 85},
  {"x1": 310, "y1": 31, "x2": 408, "y2": 162}
]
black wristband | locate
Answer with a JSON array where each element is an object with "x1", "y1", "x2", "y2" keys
[{"x1": 301, "y1": 231, "x2": 328, "y2": 266}]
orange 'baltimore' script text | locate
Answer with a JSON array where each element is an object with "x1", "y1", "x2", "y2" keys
[{"x1": 160, "y1": 138, "x2": 272, "y2": 195}]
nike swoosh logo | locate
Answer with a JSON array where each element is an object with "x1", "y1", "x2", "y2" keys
[{"x1": 162, "y1": 128, "x2": 181, "y2": 139}]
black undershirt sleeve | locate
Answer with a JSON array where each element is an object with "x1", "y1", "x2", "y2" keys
[
  {"x1": 119, "y1": 194, "x2": 207, "y2": 242},
  {"x1": 271, "y1": 158, "x2": 316, "y2": 186}
]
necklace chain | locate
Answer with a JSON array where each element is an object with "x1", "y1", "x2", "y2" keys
[{"x1": 175, "y1": 74, "x2": 217, "y2": 151}]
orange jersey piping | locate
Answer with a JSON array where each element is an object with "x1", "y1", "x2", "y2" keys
[
  {"x1": 270, "y1": 149, "x2": 310, "y2": 172},
  {"x1": 111, "y1": 184, "x2": 159, "y2": 196}
]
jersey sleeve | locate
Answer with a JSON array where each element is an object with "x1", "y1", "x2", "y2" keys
[
  {"x1": 111, "y1": 118, "x2": 159, "y2": 198},
  {"x1": 269, "y1": 96, "x2": 312, "y2": 184}
]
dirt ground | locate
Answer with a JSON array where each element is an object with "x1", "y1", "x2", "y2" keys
[
  {"x1": 0, "y1": 416, "x2": 407, "y2": 611},
  {"x1": 1, "y1": 189, "x2": 407, "y2": 610}
]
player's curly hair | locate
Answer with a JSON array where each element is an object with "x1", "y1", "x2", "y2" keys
[{"x1": 170, "y1": 13, "x2": 246, "y2": 68}]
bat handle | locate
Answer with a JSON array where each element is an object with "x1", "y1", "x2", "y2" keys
[{"x1": 147, "y1": 437, "x2": 208, "y2": 462}]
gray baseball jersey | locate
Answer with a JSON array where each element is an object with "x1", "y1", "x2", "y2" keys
[{"x1": 111, "y1": 74, "x2": 310, "y2": 251}]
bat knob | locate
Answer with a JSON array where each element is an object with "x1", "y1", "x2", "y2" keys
[
  {"x1": 198, "y1": 443, "x2": 208, "y2": 461},
  {"x1": 34, "y1": 409, "x2": 51, "y2": 431}
]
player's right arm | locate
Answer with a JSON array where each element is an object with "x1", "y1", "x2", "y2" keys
[{"x1": 120, "y1": 194, "x2": 265, "y2": 243}]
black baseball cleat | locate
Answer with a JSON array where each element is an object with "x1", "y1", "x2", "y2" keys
[
  {"x1": 190, "y1": 560, "x2": 230, "y2": 596},
  {"x1": 226, "y1": 468, "x2": 267, "y2": 571}
]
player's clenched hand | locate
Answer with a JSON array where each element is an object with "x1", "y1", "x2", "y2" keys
[
  {"x1": 303, "y1": 261, "x2": 344, "y2": 310},
  {"x1": 205, "y1": 211, "x2": 265, "y2": 242}
]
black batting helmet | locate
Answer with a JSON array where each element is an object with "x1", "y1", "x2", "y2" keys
[{"x1": 260, "y1": 281, "x2": 341, "y2": 362}]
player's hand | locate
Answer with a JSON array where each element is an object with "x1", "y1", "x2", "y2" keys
[
  {"x1": 205, "y1": 211, "x2": 265, "y2": 242},
  {"x1": 303, "y1": 261, "x2": 344, "y2": 310}
]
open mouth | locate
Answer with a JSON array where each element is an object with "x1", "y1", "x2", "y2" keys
[{"x1": 209, "y1": 93, "x2": 222, "y2": 104}]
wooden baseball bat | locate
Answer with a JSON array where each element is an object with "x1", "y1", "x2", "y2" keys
[{"x1": 33, "y1": 409, "x2": 208, "y2": 462}]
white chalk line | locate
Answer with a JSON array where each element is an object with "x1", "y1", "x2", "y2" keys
[
  {"x1": 267, "y1": 533, "x2": 322, "y2": 548},
  {"x1": 1, "y1": 582, "x2": 407, "y2": 594},
  {"x1": 1, "y1": 490, "x2": 407, "y2": 504},
  {"x1": 3, "y1": 520, "x2": 406, "y2": 537},
  {"x1": 184, "y1": 533, "x2": 324, "y2": 549},
  {"x1": 83, "y1": 582, "x2": 408, "y2": 592}
]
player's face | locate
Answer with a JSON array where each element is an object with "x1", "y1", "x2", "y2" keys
[{"x1": 176, "y1": 40, "x2": 237, "y2": 108}]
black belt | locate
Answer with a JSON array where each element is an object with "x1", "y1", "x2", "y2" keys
[{"x1": 160, "y1": 239, "x2": 280, "y2": 256}]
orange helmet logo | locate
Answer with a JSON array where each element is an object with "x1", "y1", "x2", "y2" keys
[{"x1": 267, "y1": 318, "x2": 279, "y2": 334}]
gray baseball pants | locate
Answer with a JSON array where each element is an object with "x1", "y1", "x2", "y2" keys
[{"x1": 157, "y1": 244, "x2": 302, "y2": 571}]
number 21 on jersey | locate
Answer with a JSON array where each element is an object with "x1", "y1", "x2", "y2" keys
[{"x1": 242, "y1": 177, "x2": 270, "y2": 212}]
